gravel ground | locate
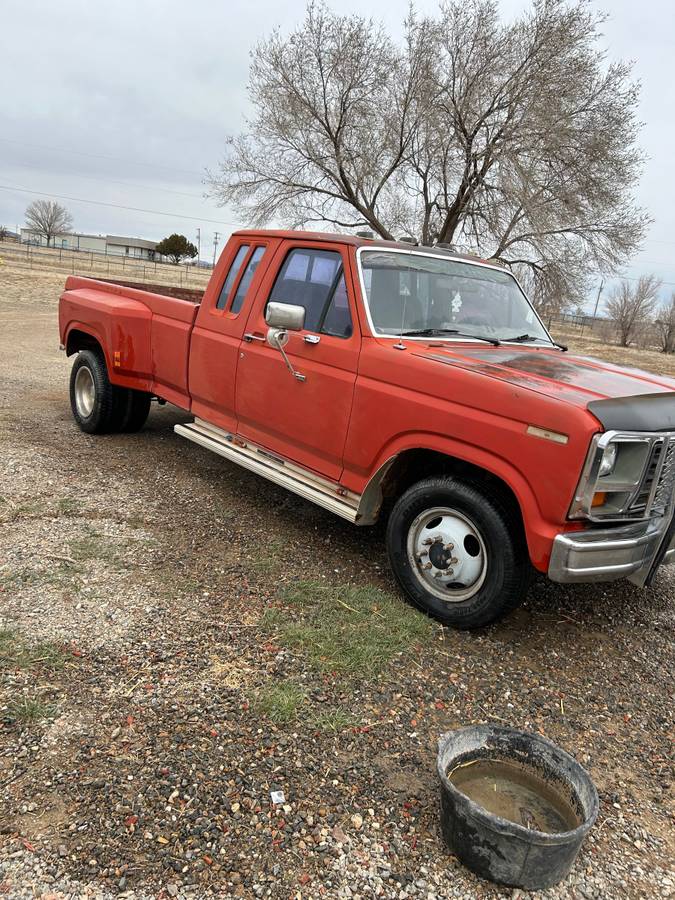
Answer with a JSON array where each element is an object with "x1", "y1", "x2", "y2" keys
[{"x1": 0, "y1": 265, "x2": 673, "y2": 899}]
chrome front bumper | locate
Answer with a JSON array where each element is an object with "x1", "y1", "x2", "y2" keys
[{"x1": 548, "y1": 516, "x2": 675, "y2": 586}]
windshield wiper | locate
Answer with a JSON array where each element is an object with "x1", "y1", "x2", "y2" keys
[
  {"x1": 497, "y1": 333, "x2": 568, "y2": 351},
  {"x1": 400, "y1": 328, "x2": 501, "y2": 346}
]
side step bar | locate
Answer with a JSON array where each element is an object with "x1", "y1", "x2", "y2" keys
[{"x1": 174, "y1": 419, "x2": 361, "y2": 522}]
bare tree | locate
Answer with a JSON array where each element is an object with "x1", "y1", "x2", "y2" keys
[
  {"x1": 25, "y1": 200, "x2": 73, "y2": 247},
  {"x1": 208, "y1": 0, "x2": 650, "y2": 310},
  {"x1": 0, "y1": 226, "x2": 8, "y2": 241},
  {"x1": 605, "y1": 276, "x2": 661, "y2": 347},
  {"x1": 655, "y1": 293, "x2": 675, "y2": 354}
]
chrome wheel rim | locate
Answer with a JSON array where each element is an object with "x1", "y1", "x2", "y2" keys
[
  {"x1": 406, "y1": 506, "x2": 487, "y2": 603},
  {"x1": 74, "y1": 366, "x2": 96, "y2": 418}
]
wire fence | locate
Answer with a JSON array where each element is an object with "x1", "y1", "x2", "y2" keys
[{"x1": 0, "y1": 240, "x2": 214, "y2": 288}]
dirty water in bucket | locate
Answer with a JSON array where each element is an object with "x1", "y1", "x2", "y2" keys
[{"x1": 447, "y1": 757, "x2": 582, "y2": 834}]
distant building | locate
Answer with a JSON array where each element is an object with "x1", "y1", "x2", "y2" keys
[
  {"x1": 20, "y1": 228, "x2": 160, "y2": 260},
  {"x1": 21, "y1": 228, "x2": 106, "y2": 252},
  {"x1": 105, "y1": 235, "x2": 158, "y2": 260}
]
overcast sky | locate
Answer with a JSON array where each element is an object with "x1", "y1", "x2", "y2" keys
[{"x1": 1, "y1": 0, "x2": 673, "y2": 306}]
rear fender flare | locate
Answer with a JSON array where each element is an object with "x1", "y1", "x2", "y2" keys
[{"x1": 64, "y1": 322, "x2": 107, "y2": 361}]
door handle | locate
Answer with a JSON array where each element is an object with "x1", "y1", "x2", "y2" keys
[
  {"x1": 243, "y1": 332, "x2": 265, "y2": 343},
  {"x1": 304, "y1": 334, "x2": 320, "y2": 345}
]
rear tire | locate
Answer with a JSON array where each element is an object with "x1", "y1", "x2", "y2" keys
[
  {"x1": 119, "y1": 389, "x2": 151, "y2": 432},
  {"x1": 386, "y1": 476, "x2": 530, "y2": 629},
  {"x1": 69, "y1": 349, "x2": 125, "y2": 434}
]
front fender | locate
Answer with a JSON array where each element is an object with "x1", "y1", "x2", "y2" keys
[{"x1": 356, "y1": 432, "x2": 566, "y2": 571}]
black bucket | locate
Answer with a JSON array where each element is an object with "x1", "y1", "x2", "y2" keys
[{"x1": 437, "y1": 725, "x2": 599, "y2": 890}]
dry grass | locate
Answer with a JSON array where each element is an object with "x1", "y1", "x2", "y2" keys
[
  {"x1": 0, "y1": 238, "x2": 211, "y2": 291},
  {"x1": 550, "y1": 322, "x2": 675, "y2": 379}
]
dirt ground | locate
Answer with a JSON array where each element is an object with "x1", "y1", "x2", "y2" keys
[{"x1": 0, "y1": 264, "x2": 673, "y2": 899}]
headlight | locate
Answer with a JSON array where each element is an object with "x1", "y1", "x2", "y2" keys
[
  {"x1": 598, "y1": 443, "x2": 618, "y2": 477},
  {"x1": 570, "y1": 431, "x2": 658, "y2": 521}
]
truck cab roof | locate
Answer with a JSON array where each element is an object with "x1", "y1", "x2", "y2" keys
[{"x1": 231, "y1": 228, "x2": 500, "y2": 269}]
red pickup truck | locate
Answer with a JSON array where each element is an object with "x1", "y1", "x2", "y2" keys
[{"x1": 59, "y1": 230, "x2": 675, "y2": 627}]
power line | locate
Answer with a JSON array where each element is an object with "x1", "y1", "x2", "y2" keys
[
  {"x1": 0, "y1": 183, "x2": 238, "y2": 228},
  {"x1": 0, "y1": 137, "x2": 203, "y2": 178},
  {"x1": 8, "y1": 159, "x2": 204, "y2": 199},
  {"x1": 606, "y1": 272, "x2": 675, "y2": 288}
]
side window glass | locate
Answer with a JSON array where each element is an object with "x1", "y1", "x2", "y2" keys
[
  {"x1": 230, "y1": 246, "x2": 266, "y2": 314},
  {"x1": 216, "y1": 244, "x2": 249, "y2": 310},
  {"x1": 321, "y1": 274, "x2": 352, "y2": 338},
  {"x1": 268, "y1": 248, "x2": 348, "y2": 334}
]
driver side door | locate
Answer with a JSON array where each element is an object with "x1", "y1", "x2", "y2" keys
[{"x1": 235, "y1": 241, "x2": 360, "y2": 482}]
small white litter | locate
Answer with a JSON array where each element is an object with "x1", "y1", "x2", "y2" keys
[{"x1": 270, "y1": 790, "x2": 285, "y2": 805}]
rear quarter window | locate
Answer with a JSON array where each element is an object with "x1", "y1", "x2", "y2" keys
[
  {"x1": 216, "y1": 245, "x2": 249, "y2": 310},
  {"x1": 231, "y1": 246, "x2": 266, "y2": 314}
]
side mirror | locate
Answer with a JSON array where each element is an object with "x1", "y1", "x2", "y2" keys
[
  {"x1": 265, "y1": 301, "x2": 305, "y2": 332},
  {"x1": 263, "y1": 304, "x2": 307, "y2": 383}
]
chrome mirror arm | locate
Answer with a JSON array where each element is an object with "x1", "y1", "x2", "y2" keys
[{"x1": 266, "y1": 328, "x2": 306, "y2": 382}]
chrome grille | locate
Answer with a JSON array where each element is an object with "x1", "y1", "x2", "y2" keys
[
  {"x1": 630, "y1": 437, "x2": 675, "y2": 518},
  {"x1": 652, "y1": 440, "x2": 675, "y2": 516},
  {"x1": 630, "y1": 443, "x2": 663, "y2": 516}
]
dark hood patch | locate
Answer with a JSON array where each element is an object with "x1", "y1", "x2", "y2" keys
[{"x1": 415, "y1": 347, "x2": 675, "y2": 403}]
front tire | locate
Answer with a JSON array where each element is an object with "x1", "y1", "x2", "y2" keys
[
  {"x1": 386, "y1": 476, "x2": 530, "y2": 629},
  {"x1": 69, "y1": 349, "x2": 125, "y2": 434}
]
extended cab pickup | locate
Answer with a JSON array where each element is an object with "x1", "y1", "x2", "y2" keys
[{"x1": 59, "y1": 230, "x2": 675, "y2": 627}]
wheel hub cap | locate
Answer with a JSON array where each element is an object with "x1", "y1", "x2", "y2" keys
[
  {"x1": 407, "y1": 507, "x2": 487, "y2": 603},
  {"x1": 74, "y1": 366, "x2": 96, "y2": 418}
]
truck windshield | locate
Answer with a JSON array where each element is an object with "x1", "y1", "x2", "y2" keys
[{"x1": 358, "y1": 250, "x2": 551, "y2": 344}]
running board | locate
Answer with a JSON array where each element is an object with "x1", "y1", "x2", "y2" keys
[{"x1": 174, "y1": 418, "x2": 361, "y2": 522}]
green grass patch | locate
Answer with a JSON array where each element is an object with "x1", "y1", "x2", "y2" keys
[
  {"x1": 261, "y1": 580, "x2": 432, "y2": 678},
  {"x1": 69, "y1": 532, "x2": 117, "y2": 564},
  {"x1": 250, "y1": 538, "x2": 285, "y2": 574},
  {"x1": 56, "y1": 497, "x2": 80, "y2": 516},
  {"x1": 0, "y1": 499, "x2": 44, "y2": 522},
  {"x1": 7, "y1": 696, "x2": 54, "y2": 724},
  {"x1": 308, "y1": 705, "x2": 360, "y2": 733},
  {"x1": 0, "y1": 628, "x2": 69, "y2": 671},
  {"x1": 0, "y1": 568, "x2": 42, "y2": 590},
  {"x1": 254, "y1": 681, "x2": 307, "y2": 724}
]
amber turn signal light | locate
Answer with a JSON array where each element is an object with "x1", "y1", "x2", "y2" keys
[{"x1": 591, "y1": 492, "x2": 607, "y2": 508}]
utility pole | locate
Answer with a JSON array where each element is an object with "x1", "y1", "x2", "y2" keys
[
  {"x1": 213, "y1": 231, "x2": 220, "y2": 267},
  {"x1": 592, "y1": 279, "x2": 604, "y2": 321},
  {"x1": 196, "y1": 227, "x2": 201, "y2": 263}
]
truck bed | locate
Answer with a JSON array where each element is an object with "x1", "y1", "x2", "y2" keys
[
  {"x1": 59, "y1": 275, "x2": 202, "y2": 408},
  {"x1": 91, "y1": 277, "x2": 205, "y2": 304}
]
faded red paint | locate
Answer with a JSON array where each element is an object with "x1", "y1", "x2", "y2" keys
[{"x1": 58, "y1": 229, "x2": 675, "y2": 573}]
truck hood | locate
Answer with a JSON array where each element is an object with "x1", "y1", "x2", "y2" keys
[{"x1": 414, "y1": 345, "x2": 675, "y2": 431}]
